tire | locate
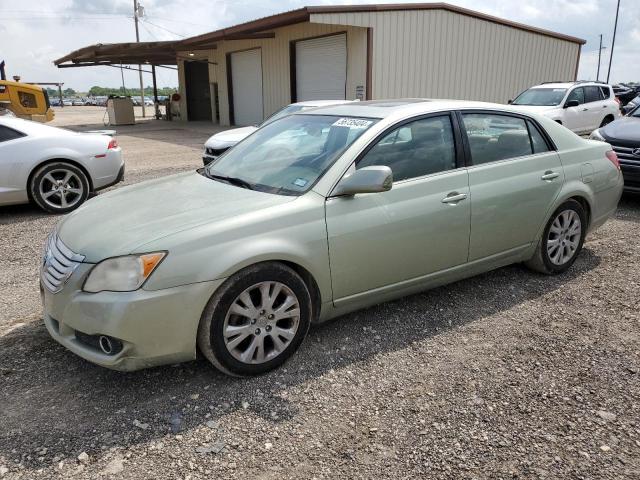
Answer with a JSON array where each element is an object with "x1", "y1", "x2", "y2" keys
[
  {"x1": 197, "y1": 262, "x2": 312, "y2": 376},
  {"x1": 525, "y1": 199, "x2": 587, "y2": 275},
  {"x1": 30, "y1": 162, "x2": 90, "y2": 214},
  {"x1": 599, "y1": 116, "x2": 614, "y2": 127}
]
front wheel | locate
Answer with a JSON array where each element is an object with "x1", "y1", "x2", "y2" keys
[
  {"x1": 197, "y1": 262, "x2": 312, "y2": 376},
  {"x1": 525, "y1": 199, "x2": 587, "y2": 274}
]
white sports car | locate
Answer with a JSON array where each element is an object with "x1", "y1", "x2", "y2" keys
[{"x1": 0, "y1": 117, "x2": 124, "y2": 213}]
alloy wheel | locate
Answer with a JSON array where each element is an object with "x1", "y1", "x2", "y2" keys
[
  {"x1": 547, "y1": 210, "x2": 582, "y2": 265},
  {"x1": 223, "y1": 281, "x2": 300, "y2": 365},
  {"x1": 39, "y1": 169, "x2": 85, "y2": 210}
]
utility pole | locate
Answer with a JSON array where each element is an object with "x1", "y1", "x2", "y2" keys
[
  {"x1": 133, "y1": 0, "x2": 146, "y2": 118},
  {"x1": 596, "y1": 34, "x2": 607, "y2": 81},
  {"x1": 606, "y1": 0, "x2": 621, "y2": 83}
]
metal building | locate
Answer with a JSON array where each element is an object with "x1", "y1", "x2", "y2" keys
[{"x1": 55, "y1": 3, "x2": 585, "y2": 126}]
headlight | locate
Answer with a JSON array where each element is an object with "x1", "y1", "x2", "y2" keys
[
  {"x1": 589, "y1": 129, "x2": 605, "y2": 141},
  {"x1": 83, "y1": 252, "x2": 166, "y2": 293}
]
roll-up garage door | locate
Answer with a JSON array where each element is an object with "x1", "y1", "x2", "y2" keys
[
  {"x1": 230, "y1": 49, "x2": 263, "y2": 126},
  {"x1": 295, "y1": 33, "x2": 347, "y2": 101}
]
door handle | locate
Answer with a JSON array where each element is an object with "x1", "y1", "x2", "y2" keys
[
  {"x1": 541, "y1": 171, "x2": 560, "y2": 181},
  {"x1": 581, "y1": 108, "x2": 588, "y2": 111},
  {"x1": 441, "y1": 192, "x2": 467, "y2": 204},
  {"x1": 603, "y1": 105, "x2": 608, "y2": 108}
]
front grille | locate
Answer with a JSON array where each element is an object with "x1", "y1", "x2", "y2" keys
[
  {"x1": 205, "y1": 146, "x2": 229, "y2": 157},
  {"x1": 611, "y1": 144, "x2": 640, "y2": 164},
  {"x1": 41, "y1": 234, "x2": 85, "y2": 293}
]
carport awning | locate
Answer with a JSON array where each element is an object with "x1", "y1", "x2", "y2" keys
[{"x1": 54, "y1": 41, "x2": 180, "y2": 68}]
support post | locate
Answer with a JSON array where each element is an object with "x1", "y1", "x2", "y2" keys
[
  {"x1": 152, "y1": 64, "x2": 161, "y2": 119},
  {"x1": 58, "y1": 84, "x2": 63, "y2": 108},
  {"x1": 133, "y1": 0, "x2": 146, "y2": 117}
]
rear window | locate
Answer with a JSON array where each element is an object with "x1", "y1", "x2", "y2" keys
[{"x1": 0, "y1": 125, "x2": 25, "y2": 142}]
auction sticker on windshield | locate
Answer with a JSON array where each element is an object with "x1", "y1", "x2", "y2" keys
[{"x1": 333, "y1": 118, "x2": 373, "y2": 129}]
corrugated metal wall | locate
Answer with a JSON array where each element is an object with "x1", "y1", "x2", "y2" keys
[
  {"x1": 311, "y1": 10, "x2": 580, "y2": 103},
  {"x1": 179, "y1": 22, "x2": 367, "y2": 126}
]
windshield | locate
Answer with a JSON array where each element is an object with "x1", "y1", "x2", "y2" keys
[
  {"x1": 206, "y1": 114, "x2": 378, "y2": 195},
  {"x1": 512, "y1": 88, "x2": 567, "y2": 106}
]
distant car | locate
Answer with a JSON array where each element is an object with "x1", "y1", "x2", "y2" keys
[
  {"x1": 511, "y1": 81, "x2": 620, "y2": 135},
  {"x1": 612, "y1": 85, "x2": 636, "y2": 106},
  {"x1": 71, "y1": 99, "x2": 85, "y2": 106},
  {"x1": 0, "y1": 117, "x2": 124, "y2": 213},
  {"x1": 50, "y1": 98, "x2": 61, "y2": 107},
  {"x1": 590, "y1": 105, "x2": 640, "y2": 193},
  {"x1": 622, "y1": 95, "x2": 640, "y2": 115},
  {"x1": 202, "y1": 100, "x2": 356, "y2": 165},
  {"x1": 62, "y1": 99, "x2": 73, "y2": 107}
]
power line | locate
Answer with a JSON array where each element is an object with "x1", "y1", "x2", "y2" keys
[{"x1": 141, "y1": 19, "x2": 187, "y2": 38}]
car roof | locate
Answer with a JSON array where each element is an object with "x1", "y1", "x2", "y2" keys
[
  {"x1": 299, "y1": 99, "x2": 539, "y2": 119},
  {"x1": 530, "y1": 82, "x2": 611, "y2": 89},
  {"x1": 292, "y1": 99, "x2": 356, "y2": 107}
]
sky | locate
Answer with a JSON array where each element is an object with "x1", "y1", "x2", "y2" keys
[{"x1": 0, "y1": 0, "x2": 637, "y2": 92}]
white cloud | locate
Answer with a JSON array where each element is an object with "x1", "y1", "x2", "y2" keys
[{"x1": 0, "y1": 0, "x2": 638, "y2": 91}]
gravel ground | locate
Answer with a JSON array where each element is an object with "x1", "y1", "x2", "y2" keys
[{"x1": 1, "y1": 107, "x2": 639, "y2": 479}]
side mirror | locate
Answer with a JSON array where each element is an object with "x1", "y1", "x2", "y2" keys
[
  {"x1": 332, "y1": 166, "x2": 393, "y2": 197},
  {"x1": 507, "y1": 99, "x2": 513, "y2": 104},
  {"x1": 564, "y1": 99, "x2": 580, "y2": 108}
]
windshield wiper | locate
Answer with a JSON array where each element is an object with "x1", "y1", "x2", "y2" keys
[{"x1": 207, "y1": 172, "x2": 255, "y2": 190}]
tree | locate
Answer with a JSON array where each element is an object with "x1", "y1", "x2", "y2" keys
[{"x1": 63, "y1": 88, "x2": 76, "y2": 96}]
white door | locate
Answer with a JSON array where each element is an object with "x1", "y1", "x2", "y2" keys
[
  {"x1": 295, "y1": 34, "x2": 347, "y2": 101},
  {"x1": 230, "y1": 49, "x2": 263, "y2": 126}
]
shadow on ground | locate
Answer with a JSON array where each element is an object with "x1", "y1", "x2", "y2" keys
[{"x1": 0, "y1": 247, "x2": 601, "y2": 467}]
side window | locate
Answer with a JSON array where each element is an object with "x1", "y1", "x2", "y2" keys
[
  {"x1": 600, "y1": 86, "x2": 611, "y2": 99},
  {"x1": 0, "y1": 126, "x2": 25, "y2": 142},
  {"x1": 462, "y1": 113, "x2": 532, "y2": 164},
  {"x1": 584, "y1": 86, "x2": 603, "y2": 103},
  {"x1": 18, "y1": 91, "x2": 37, "y2": 109},
  {"x1": 566, "y1": 87, "x2": 585, "y2": 105},
  {"x1": 527, "y1": 121, "x2": 550, "y2": 154},
  {"x1": 357, "y1": 115, "x2": 456, "y2": 182}
]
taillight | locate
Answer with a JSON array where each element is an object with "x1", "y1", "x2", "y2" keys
[
  {"x1": 606, "y1": 150, "x2": 620, "y2": 170},
  {"x1": 107, "y1": 138, "x2": 118, "y2": 149}
]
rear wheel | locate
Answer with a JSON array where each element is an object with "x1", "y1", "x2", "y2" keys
[
  {"x1": 525, "y1": 199, "x2": 586, "y2": 274},
  {"x1": 197, "y1": 262, "x2": 312, "y2": 376},
  {"x1": 30, "y1": 162, "x2": 89, "y2": 214}
]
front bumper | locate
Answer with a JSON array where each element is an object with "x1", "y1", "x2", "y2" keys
[
  {"x1": 621, "y1": 162, "x2": 640, "y2": 193},
  {"x1": 42, "y1": 265, "x2": 224, "y2": 371}
]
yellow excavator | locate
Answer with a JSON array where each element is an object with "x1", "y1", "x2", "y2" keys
[{"x1": 0, "y1": 61, "x2": 54, "y2": 122}]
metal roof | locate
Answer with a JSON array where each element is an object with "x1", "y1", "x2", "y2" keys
[{"x1": 54, "y1": 3, "x2": 585, "y2": 68}]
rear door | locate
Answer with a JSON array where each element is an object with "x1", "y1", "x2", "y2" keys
[
  {"x1": 325, "y1": 113, "x2": 470, "y2": 304},
  {"x1": 459, "y1": 111, "x2": 564, "y2": 261},
  {"x1": 584, "y1": 85, "x2": 606, "y2": 131}
]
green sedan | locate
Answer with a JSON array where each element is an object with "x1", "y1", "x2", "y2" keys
[{"x1": 41, "y1": 100, "x2": 623, "y2": 376}]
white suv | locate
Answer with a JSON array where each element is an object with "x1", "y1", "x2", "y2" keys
[{"x1": 510, "y1": 81, "x2": 620, "y2": 135}]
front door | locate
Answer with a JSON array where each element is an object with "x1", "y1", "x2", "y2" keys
[
  {"x1": 460, "y1": 112, "x2": 564, "y2": 261},
  {"x1": 563, "y1": 87, "x2": 587, "y2": 133},
  {"x1": 325, "y1": 114, "x2": 471, "y2": 303}
]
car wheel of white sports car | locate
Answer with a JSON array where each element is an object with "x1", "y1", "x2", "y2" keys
[
  {"x1": 30, "y1": 162, "x2": 90, "y2": 214},
  {"x1": 197, "y1": 262, "x2": 312, "y2": 376}
]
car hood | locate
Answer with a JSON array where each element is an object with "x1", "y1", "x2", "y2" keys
[
  {"x1": 601, "y1": 117, "x2": 640, "y2": 146},
  {"x1": 205, "y1": 126, "x2": 257, "y2": 149},
  {"x1": 57, "y1": 171, "x2": 296, "y2": 262}
]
